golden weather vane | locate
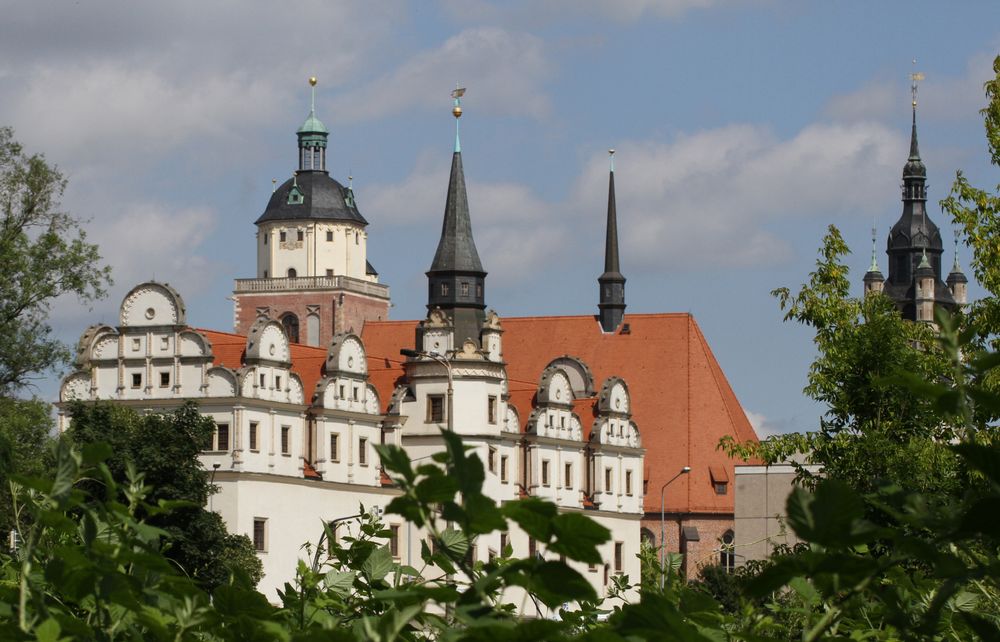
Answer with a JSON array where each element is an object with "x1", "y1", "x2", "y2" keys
[{"x1": 911, "y1": 59, "x2": 925, "y2": 108}]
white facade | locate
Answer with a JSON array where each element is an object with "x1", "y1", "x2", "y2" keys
[
  {"x1": 257, "y1": 220, "x2": 373, "y2": 282},
  {"x1": 60, "y1": 282, "x2": 645, "y2": 604}
]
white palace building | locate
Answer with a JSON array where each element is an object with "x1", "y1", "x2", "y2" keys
[{"x1": 57, "y1": 87, "x2": 667, "y2": 605}]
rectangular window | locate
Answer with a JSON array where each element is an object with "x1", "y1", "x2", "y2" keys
[
  {"x1": 264, "y1": 234, "x2": 268, "y2": 245},
  {"x1": 259, "y1": 373, "x2": 266, "y2": 388},
  {"x1": 326, "y1": 269, "x2": 334, "y2": 277},
  {"x1": 338, "y1": 384, "x2": 345, "y2": 398},
  {"x1": 500, "y1": 532, "x2": 509, "y2": 555},
  {"x1": 280, "y1": 231, "x2": 287, "y2": 242},
  {"x1": 160, "y1": 337, "x2": 169, "y2": 350},
  {"x1": 389, "y1": 524, "x2": 400, "y2": 558},
  {"x1": 132, "y1": 338, "x2": 141, "y2": 351},
  {"x1": 216, "y1": 424, "x2": 230, "y2": 452},
  {"x1": 541, "y1": 460, "x2": 550, "y2": 487},
  {"x1": 427, "y1": 395, "x2": 444, "y2": 423},
  {"x1": 488, "y1": 446, "x2": 497, "y2": 473},
  {"x1": 253, "y1": 518, "x2": 267, "y2": 552},
  {"x1": 131, "y1": 373, "x2": 142, "y2": 389},
  {"x1": 614, "y1": 542, "x2": 624, "y2": 572},
  {"x1": 249, "y1": 422, "x2": 258, "y2": 451},
  {"x1": 565, "y1": 462, "x2": 573, "y2": 489},
  {"x1": 326, "y1": 230, "x2": 333, "y2": 242},
  {"x1": 275, "y1": 375, "x2": 281, "y2": 390},
  {"x1": 352, "y1": 386, "x2": 358, "y2": 401},
  {"x1": 297, "y1": 230, "x2": 304, "y2": 241},
  {"x1": 500, "y1": 456, "x2": 508, "y2": 483},
  {"x1": 714, "y1": 482, "x2": 728, "y2": 495},
  {"x1": 626, "y1": 470, "x2": 633, "y2": 496},
  {"x1": 355, "y1": 232, "x2": 359, "y2": 245},
  {"x1": 330, "y1": 433, "x2": 339, "y2": 461},
  {"x1": 159, "y1": 371, "x2": 170, "y2": 388},
  {"x1": 461, "y1": 282, "x2": 469, "y2": 296},
  {"x1": 487, "y1": 396, "x2": 497, "y2": 424},
  {"x1": 440, "y1": 283, "x2": 449, "y2": 296},
  {"x1": 476, "y1": 284, "x2": 482, "y2": 298},
  {"x1": 359, "y1": 438, "x2": 368, "y2": 466},
  {"x1": 605, "y1": 467, "x2": 613, "y2": 493},
  {"x1": 281, "y1": 426, "x2": 290, "y2": 455}
]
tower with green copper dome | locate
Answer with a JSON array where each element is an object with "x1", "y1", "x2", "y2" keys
[{"x1": 232, "y1": 79, "x2": 390, "y2": 347}]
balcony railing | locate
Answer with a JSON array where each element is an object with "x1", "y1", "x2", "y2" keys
[{"x1": 234, "y1": 275, "x2": 390, "y2": 299}]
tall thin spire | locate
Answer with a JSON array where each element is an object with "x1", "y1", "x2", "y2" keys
[
  {"x1": 452, "y1": 85, "x2": 465, "y2": 153},
  {"x1": 427, "y1": 87, "x2": 487, "y2": 346},
  {"x1": 909, "y1": 60, "x2": 924, "y2": 161},
  {"x1": 869, "y1": 221, "x2": 879, "y2": 272},
  {"x1": 599, "y1": 148, "x2": 626, "y2": 332}
]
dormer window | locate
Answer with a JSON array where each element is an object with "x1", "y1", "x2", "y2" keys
[
  {"x1": 441, "y1": 283, "x2": 449, "y2": 296},
  {"x1": 461, "y1": 282, "x2": 469, "y2": 296}
]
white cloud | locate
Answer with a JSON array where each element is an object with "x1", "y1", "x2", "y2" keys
[
  {"x1": 824, "y1": 51, "x2": 998, "y2": 125},
  {"x1": 328, "y1": 28, "x2": 553, "y2": 123},
  {"x1": 362, "y1": 118, "x2": 903, "y2": 284},
  {"x1": 439, "y1": 0, "x2": 762, "y2": 26},
  {"x1": 745, "y1": 410, "x2": 781, "y2": 438},
  {"x1": 572, "y1": 122, "x2": 902, "y2": 270}
]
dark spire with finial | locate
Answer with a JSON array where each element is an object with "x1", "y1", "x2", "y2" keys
[
  {"x1": 426, "y1": 87, "x2": 487, "y2": 346},
  {"x1": 598, "y1": 149, "x2": 626, "y2": 332},
  {"x1": 882, "y1": 61, "x2": 956, "y2": 319}
]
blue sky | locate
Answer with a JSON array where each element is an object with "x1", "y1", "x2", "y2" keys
[{"x1": 2, "y1": 0, "x2": 999, "y2": 436}]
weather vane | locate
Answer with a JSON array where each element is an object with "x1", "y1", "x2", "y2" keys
[
  {"x1": 451, "y1": 85, "x2": 466, "y2": 153},
  {"x1": 910, "y1": 59, "x2": 925, "y2": 108}
]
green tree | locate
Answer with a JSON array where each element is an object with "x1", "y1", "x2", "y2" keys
[
  {"x1": 0, "y1": 126, "x2": 111, "y2": 394},
  {"x1": 943, "y1": 55, "x2": 1000, "y2": 350},
  {"x1": 0, "y1": 398, "x2": 53, "y2": 535},
  {"x1": 723, "y1": 226, "x2": 967, "y2": 502},
  {"x1": 65, "y1": 401, "x2": 262, "y2": 591}
]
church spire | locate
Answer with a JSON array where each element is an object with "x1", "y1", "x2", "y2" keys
[
  {"x1": 297, "y1": 77, "x2": 328, "y2": 172},
  {"x1": 426, "y1": 87, "x2": 487, "y2": 346},
  {"x1": 598, "y1": 149, "x2": 626, "y2": 332}
]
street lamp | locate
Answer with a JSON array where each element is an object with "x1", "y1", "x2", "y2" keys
[
  {"x1": 209, "y1": 462, "x2": 221, "y2": 512},
  {"x1": 659, "y1": 466, "x2": 691, "y2": 589},
  {"x1": 400, "y1": 348, "x2": 453, "y2": 433}
]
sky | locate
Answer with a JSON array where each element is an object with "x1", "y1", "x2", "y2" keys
[{"x1": 2, "y1": 1, "x2": 999, "y2": 437}]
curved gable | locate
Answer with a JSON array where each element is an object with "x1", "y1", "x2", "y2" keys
[
  {"x1": 246, "y1": 318, "x2": 291, "y2": 364},
  {"x1": 546, "y1": 355, "x2": 595, "y2": 399},
  {"x1": 120, "y1": 282, "x2": 186, "y2": 327},
  {"x1": 326, "y1": 333, "x2": 368, "y2": 376}
]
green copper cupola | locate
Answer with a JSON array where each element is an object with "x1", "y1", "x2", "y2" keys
[{"x1": 297, "y1": 77, "x2": 328, "y2": 173}]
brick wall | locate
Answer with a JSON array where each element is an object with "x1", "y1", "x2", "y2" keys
[
  {"x1": 641, "y1": 513, "x2": 734, "y2": 578},
  {"x1": 234, "y1": 290, "x2": 389, "y2": 347}
]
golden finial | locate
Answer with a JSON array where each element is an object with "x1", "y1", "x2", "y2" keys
[
  {"x1": 451, "y1": 85, "x2": 466, "y2": 119},
  {"x1": 910, "y1": 59, "x2": 924, "y2": 108},
  {"x1": 309, "y1": 77, "x2": 318, "y2": 87}
]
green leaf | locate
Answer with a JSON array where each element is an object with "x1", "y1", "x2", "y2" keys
[
  {"x1": 528, "y1": 561, "x2": 596, "y2": 607},
  {"x1": 549, "y1": 513, "x2": 610, "y2": 564},
  {"x1": 34, "y1": 617, "x2": 61, "y2": 642},
  {"x1": 502, "y1": 498, "x2": 557, "y2": 542},
  {"x1": 361, "y1": 545, "x2": 394, "y2": 581}
]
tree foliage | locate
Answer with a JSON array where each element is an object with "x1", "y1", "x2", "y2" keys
[
  {"x1": 0, "y1": 127, "x2": 112, "y2": 394},
  {"x1": 65, "y1": 401, "x2": 262, "y2": 591}
]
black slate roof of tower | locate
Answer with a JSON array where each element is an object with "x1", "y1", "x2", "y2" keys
[
  {"x1": 256, "y1": 172, "x2": 368, "y2": 226},
  {"x1": 429, "y1": 152, "x2": 484, "y2": 274},
  {"x1": 601, "y1": 168, "x2": 623, "y2": 281}
]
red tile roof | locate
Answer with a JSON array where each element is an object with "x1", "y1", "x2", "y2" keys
[
  {"x1": 196, "y1": 328, "x2": 328, "y2": 401},
  {"x1": 361, "y1": 314, "x2": 759, "y2": 515}
]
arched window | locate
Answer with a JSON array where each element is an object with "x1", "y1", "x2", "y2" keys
[
  {"x1": 281, "y1": 313, "x2": 300, "y2": 344},
  {"x1": 720, "y1": 530, "x2": 735, "y2": 573},
  {"x1": 640, "y1": 528, "x2": 656, "y2": 548},
  {"x1": 287, "y1": 268, "x2": 297, "y2": 278}
]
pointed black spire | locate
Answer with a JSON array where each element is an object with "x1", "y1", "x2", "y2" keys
[
  {"x1": 598, "y1": 150, "x2": 626, "y2": 332},
  {"x1": 426, "y1": 89, "x2": 487, "y2": 346},
  {"x1": 882, "y1": 64, "x2": 957, "y2": 319}
]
